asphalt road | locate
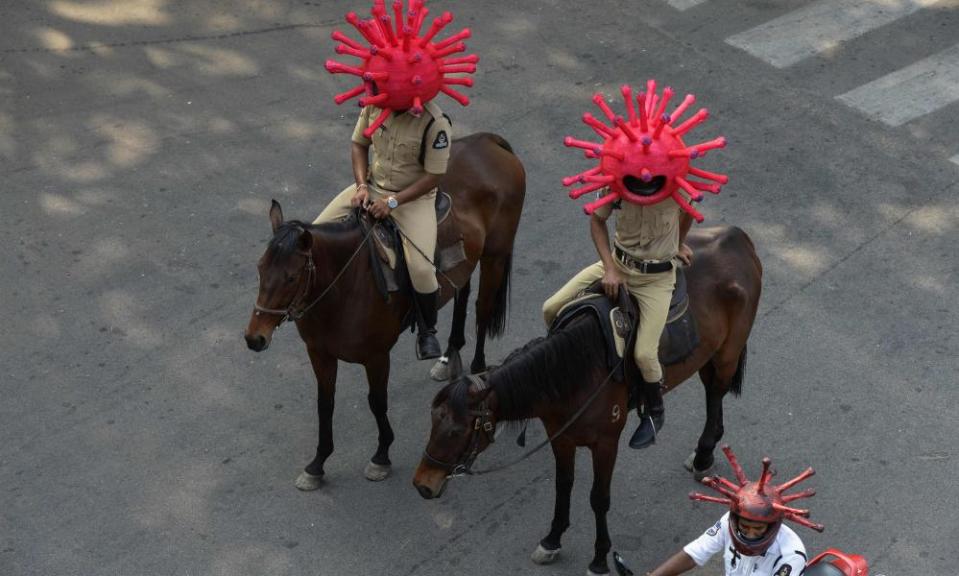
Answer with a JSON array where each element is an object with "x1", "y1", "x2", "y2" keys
[{"x1": 3, "y1": 1, "x2": 958, "y2": 575}]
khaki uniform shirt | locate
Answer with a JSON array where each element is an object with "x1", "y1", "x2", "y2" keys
[
  {"x1": 593, "y1": 188, "x2": 681, "y2": 262},
  {"x1": 351, "y1": 101, "x2": 452, "y2": 192}
]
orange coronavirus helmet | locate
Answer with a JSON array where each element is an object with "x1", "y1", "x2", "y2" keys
[
  {"x1": 563, "y1": 79, "x2": 728, "y2": 222},
  {"x1": 325, "y1": 0, "x2": 478, "y2": 137},
  {"x1": 690, "y1": 445, "x2": 824, "y2": 556}
]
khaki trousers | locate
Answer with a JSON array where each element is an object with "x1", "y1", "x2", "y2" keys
[
  {"x1": 542, "y1": 259, "x2": 676, "y2": 382},
  {"x1": 314, "y1": 183, "x2": 439, "y2": 293}
]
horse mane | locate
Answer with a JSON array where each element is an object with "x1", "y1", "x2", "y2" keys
[
  {"x1": 436, "y1": 314, "x2": 608, "y2": 422},
  {"x1": 269, "y1": 213, "x2": 361, "y2": 257}
]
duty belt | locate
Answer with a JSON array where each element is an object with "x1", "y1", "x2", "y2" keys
[{"x1": 614, "y1": 245, "x2": 673, "y2": 274}]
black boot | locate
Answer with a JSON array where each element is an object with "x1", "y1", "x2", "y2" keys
[
  {"x1": 414, "y1": 290, "x2": 442, "y2": 360},
  {"x1": 629, "y1": 377, "x2": 665, "y2": 450}
]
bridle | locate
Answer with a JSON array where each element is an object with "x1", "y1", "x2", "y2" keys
[
  {"x1": 423, "y1": 356, "x2": 624, "y2": 479},
  {"x1": 253, "y1": 224, "x2": 375, "y2": 323},
  {"x1": 421, "y1": 375, "x2": 497, "y2": 477}
]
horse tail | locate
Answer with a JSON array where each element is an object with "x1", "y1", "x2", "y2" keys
[
  {"x1": 487, "y1": 253, "x2": 512, "y2": 338},
  {"x1": 729, "y1": 343, "x2": 747, "y2": 397}
]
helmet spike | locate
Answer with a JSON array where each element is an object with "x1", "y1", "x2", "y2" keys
[
  {"x1": 592, "y1": 94, "x2": 617, "y2": 123},
  {"x1": 420, "y1": 12, "x2": 453, "y2": 46},
  {"x1": 335, "y1": 84, "x2": 367, "y2": 105},
  {"x1": 583, "y1": 190, "x2": 621, "y2": 215},
  {"x1": 615, "y1": 116, "x2": 639, "y2": 142},
  {"x1": 332, "y1": 30, "x2": 366, "y2": 51},
  {"x1": 702, "y1": 476, "x2": 741, "y2": 501},
  {"x1": 675, "y1": 176, "x2": 705, "y2": 203},
  {"x1": 562, "y1": 166, "x2": 602, "y2": 187},
  {"x1": 776, "y1": 467, "x2": 816, "y2": 493},
  {"x1": 653, "y1": 86, "x2": 674, "y2": 128},
  {"x1": 359, "y1": 92, "x2": 390, "y2": 107},
  {"x1": 722, "y1": 445, "x2": 749, "y2": 485},
  {"x1": 441, "y1": 54, "x2": 480, "y2": 66},
  {"x1": 434, "y1": 28, "x2": 471, "y2": 50},
  {"x1": 582, "y1": 113, "x2": 616, "y2": 138},
  {"x1": 688, "y1": 166, "x2": 729, "y2": 184},
  {"x1": 411, "y1": 95, "x2": 423, "y2": 116},
  {"x1": 621, "y1": 85, "x2": 637, "y2": 125},
  {"x1": 781, "y1": 488, "x2": 816, "y2": 503},
  {"x1": 432, "y1": 41, "x2": 467, "y2": 59},
  {"x1": 673, "y1": 108, "x2": 710, "y2": 137},
  {"x1": 442, "y1": 77, "x2": 473, "y2": 87},
  {"x1": 326, "y1": 60, "x2": 366, "y2": 77},
  {"x1": 671, "y1": 190, "x2": 704, "y2": 223},
  {"x1": 363, "y1": 107, "x2": 393, "y2": 138},
  {"x1": 645, "y1": 79, "x2": 657, "y2": 115},
  {"x1": 440, "y1": 63, "x2": 476, "y2": 74},
  {"x1": 569, "y1": 180, "x2": 612, "y2": 199},
  {"x1": 757, "y1": 457, "x2": 774, "y2": 492},
  {"x1": 773, "y1": 502, "x2": 810, "y2": 517},
  {"x1": 669, "y1": 94, "x2": 696, "y2": 125},
  {"x1": 785, "y1": 514, "x2": 825, "y2": 533},
  {"x1": 652, "y1": 114, "x2": 670, "y2": 139},
  {"x1": 336, "y1": 44, "x2": 372, "y2": 59},
  {"x1": 689, "y1": 492, "x2": 732, "y2": 506},
  {"x1": 637, "y1": 92, "x2": 649, "y2": 132},
  {"x1": 439, "y1": 85, "x2": 470, "y2": 105},
  {"x1": 392, "y1": 0, "x2": 404, "y2": 35}
]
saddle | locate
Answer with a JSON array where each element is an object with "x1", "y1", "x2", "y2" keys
[
  {"x1": 362, "y1": 190, "x2": 466, "y2": 298},
  {"x1": 549, "y1": 267, "x2": 700, "y2": 378}
]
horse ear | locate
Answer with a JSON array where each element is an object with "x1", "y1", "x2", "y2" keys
[
  {"x1": 447, "y1": 349, "x2": 463, "y2": 381},
  {"x1": 269, "y1": 199, "x2": 283, "y2": 233},
  {"x1": 297, "y1": 229, "x2": 313, "y2": 251}
]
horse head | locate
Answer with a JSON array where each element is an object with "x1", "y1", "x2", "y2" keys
[
  {"x1": 413, "y1": 349, "x2": 497, "y2": 499},
  {"x1": 244, "y1": 200, "x2": 316, "y2": 352}
]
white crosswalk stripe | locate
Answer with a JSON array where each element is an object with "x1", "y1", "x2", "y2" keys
[
  {"x1": 726, "y1": 0, "x2": 939, "y2": 68},
  {"x1": 837, "y1": 43, "x2": 959, "y2": 126},
  {"x1": 951, "y1": 154, "x2": 959, "y2": 166},
  {"x1": 667, "y1": 0, "x2": 708, "y2": 10}
]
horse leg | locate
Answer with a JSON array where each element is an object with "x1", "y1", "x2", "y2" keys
[
  {"x1": 296, "y1": 348, "x2": 337, "y2": 491},
  {"x1": 363, "y1": 354, "x2": 394, "y2": 481},
  {"x1": 686, "y1": 361, "x2": 726, "y2": 479},
  {"x1": 531, "y1": 439, "x2": 575, "y2": 565},
  {"x1": 430, "y1": 279, "x2": 471, "y2": 381},
  {"x1": 471, "y1": 255, "x2": 510, "y2": 374},
  {"x1": 587, "y1": 440, "x2": 618, "y2": 575}
]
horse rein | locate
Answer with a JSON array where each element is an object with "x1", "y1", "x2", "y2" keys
[{"x1": 253, "y1": 224, "x2": 376, "y2": 323}]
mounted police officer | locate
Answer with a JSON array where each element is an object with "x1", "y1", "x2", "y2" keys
[{"x1": 314, "y1": 100, "x2": 452, "y2": 360}]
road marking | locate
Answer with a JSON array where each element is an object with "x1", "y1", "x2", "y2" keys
[
  {"x1": 726, "y1": 0, "x2": 938, "y2": 68},
  {"x1": 951, "y1": 154, "x2": 959, "y2": 166},
  {"x1": 668, "y1": 0, "x2": 708, "y2": 10},
  {"x1": 837, "y1": 43, "x2": 959, "y2": 126}
]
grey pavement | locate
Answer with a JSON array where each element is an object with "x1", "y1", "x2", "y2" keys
[{"x1": 2, "y1": 1, "x2": 957, "y2": 575}]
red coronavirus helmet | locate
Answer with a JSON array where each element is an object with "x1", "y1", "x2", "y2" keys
[
  {"x1": 690, "y1": 445, "x2": 824, "y2": 556},
  {"x1": 562, "y1": 79, "x2": 728, "y2": 222},
  {"x1": 325, "y1": 0, "x2": 478, "y2": 138}
]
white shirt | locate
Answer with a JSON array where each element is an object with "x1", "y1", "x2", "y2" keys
[{"x1": 683, "y1": 513, "x2": 806, "y2": 576}]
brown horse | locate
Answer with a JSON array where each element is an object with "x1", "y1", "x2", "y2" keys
[
  {"x1": 244, "y1": 132, "x2": 525, "y2": 490},
  {"x1": 413, "y1": 225, "x2": 762, "y2": 575}
]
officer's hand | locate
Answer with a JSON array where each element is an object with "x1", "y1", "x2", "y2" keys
[
  {"x1": 677, "y1": 243, "x2": 693, "y2": 266},
  {"x1": 602, "y1": 267, "x2": 623, "y2": 300},
  {"x1": 351, "y1": 184, "x2": 370, "y2": 208},
  {"x1": 368, "y1": 198, "x2": 391, "y2": 220}
]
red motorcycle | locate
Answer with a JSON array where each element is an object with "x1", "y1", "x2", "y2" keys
[{"x1": 613, "y1": 549, "x2": 869, "y2": 576}]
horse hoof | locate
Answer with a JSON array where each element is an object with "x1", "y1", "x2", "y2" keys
[
  {"x1": 295, "y1": 471, "x2": 324, "y2": 491},
  {"x1": 364, "y1": 461, "x2": 391, "y2": 482},
  {"x1": 531, "y1": 544, "x2": 561, "y2": 565},
  {"x1": 684, "y1": 451, "x2": 715, "y2": 480},
  {"x1": 430, "y1": 357, "x2": 449, "y2": 382}
]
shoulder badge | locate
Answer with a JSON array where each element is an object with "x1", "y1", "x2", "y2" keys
[
  {"x1": 432, "y1": 130, "x2": 449, "y2": 149},
  {"x1": 774, "y1": 565, "x2": 792, "y2": 576}
]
